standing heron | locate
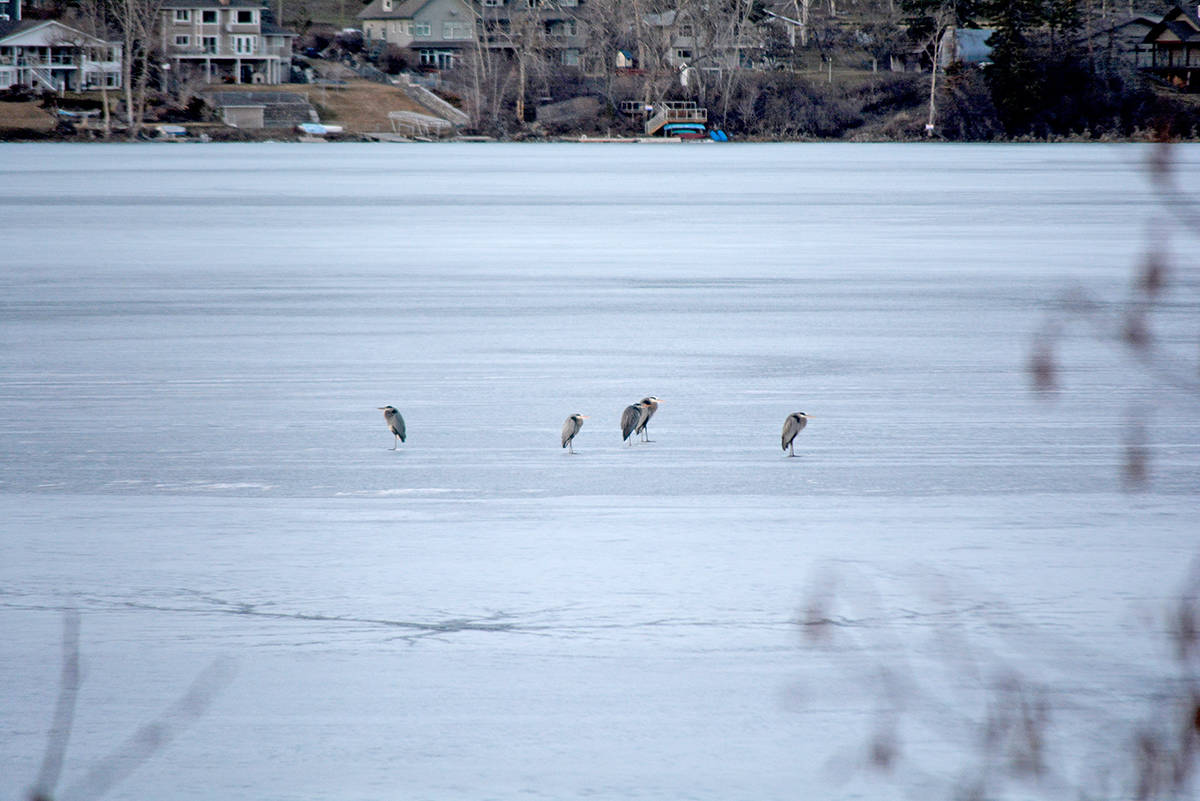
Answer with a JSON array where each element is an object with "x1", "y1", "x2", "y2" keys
[
  {"x1": 561, "y1": 414, "x2": 589, "y2": 454},
  {"x1": 634, "y1": 396, "x2": 662, "y2": 442},
  {"x1": 781, "y1": 412, "x2": 810, "y2": 457},
  {"x1": 621, "y1": 401, "x2": 647, "y2": 445},
  {"x1": 378, "y1": 406, "x2": 406, "y2": 449}
]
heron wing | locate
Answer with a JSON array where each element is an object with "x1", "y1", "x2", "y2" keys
[
  {"x1": 781, "y1": 415, "x2": 798, "y2": 451},
  {"x1": 781, "y1": 414, "x2": 806, "y2": 450},
  {"x1": 561, "y1": 416, "x2": 580, "y2": 447},
  {"x1": 621, "y1": 405, "x2": 643, "y2": 440},
  {"x1": 391, "y1": 412, "x2": 406, "y2": 442}
]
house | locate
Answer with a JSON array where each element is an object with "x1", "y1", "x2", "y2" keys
[
  {"x1": 0, "y1": 19, "x2": 121, "y2": 92},
  {"x1": 1081, "y1": 13, "x2": 1156, "y2": 66},
  {"x1": 642, "y1": 8, "x2": 762, "y2": 73},
  {"x1": 159, "y1": 0, "x2": 296, "y2": 85},
  {"x1": 358, "y1": 0, "x2": 475, "y2": 70},
  {"x1": 939, "y1": 27, "x2": 994, "y2": 67},
  {"x1": 202, "y1": 89, "x2": 317, "y2": 127},
  {"x1": 890, "y1": 26, "x2": 994, "y2": 72},
  {"x1": 475, "y1": 0, "x2": 585, "y2": 70},
  {"x1": 1142, "y1": 4, "x2": 1200, "y2": 88}
]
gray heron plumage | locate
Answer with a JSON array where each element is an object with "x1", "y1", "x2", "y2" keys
[
  {"x1": 621, "y1": 402, "x2": 647, "y2": 445},
  {"x1": 781, "y1": 412, "x2": 810, "y2": 457},
  {"x1": 633, "y1": 396, "x2": 662, "y2": 442},
  {"x1": 561, "y1": 414, "x2": 589, "y2": 453},
  {"x1": 378, "y1": 406, "x2": 406, "y2": 449}
]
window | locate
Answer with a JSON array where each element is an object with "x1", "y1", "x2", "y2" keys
[
  {"x1": 679, "y1": 23, "x2": 694, "y2": 36},
  {"x1": 202, "y1": 35, "x2": 218, "y2": 53},
  {"x1": 443, "y1": 21, "x2": 469, "y2": 39},
  {"x1": 419, "y1": 48, "x2": 453, "y2": 68},
  {"x1": 236, "y1": 9, "x2": 254, "y2": 23},
  {"x1": 174, "y1": 34, "x2": 190, "y2": 46},
  {"x1": 675, "y1": 49, "x2": 691, "y2": 59},
  {"x1": 233, "y1": 35, "x2": 256, "y2": 53},
  {"x1": 202, "y1": 9, "x2": 216, "y2": 22},
  {"x1": 173, "y1": 9, "x2": 190, "y2": 22},
  {"x1": 561, "y1": 48, "x2": 578, "y2": 65},
  {"x1": 413, "y1": 21, "x2": 431, "y2": 36},
  {"x1": 482, "y1": 0, "x2": 503, "y2": 6}
]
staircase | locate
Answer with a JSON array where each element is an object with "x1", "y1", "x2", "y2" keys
[
  {"x1": 22, "y1": 60, "x2": 58, "y2": 92},
  {"x1": 644, "y1": 101, "x2": 707, "y2": 135}
]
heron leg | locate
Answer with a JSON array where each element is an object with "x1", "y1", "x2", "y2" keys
[
  {"x1": 568, "y1": 441, "x2": 574, "y2": 454},
  {"x1": 788, "y1": 441, "x2": 795, "y2": 457}
]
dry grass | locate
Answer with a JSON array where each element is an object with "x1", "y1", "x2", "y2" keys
[
  {"x1": 211, "y1": 73, "x2": 435, "y2": 132},
  {"x1": 0, "y1": 101, "x2": 56, "y2": 134}
]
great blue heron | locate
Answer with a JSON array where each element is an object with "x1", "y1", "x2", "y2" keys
[
  {"x1": 621, "y1": 401, "x2": 647, "y2": 445},
  {"x1": 634, "y1": 396, "x2": 662, "y2": 442},
  {"x1": 781, "y1": 412, "x2": 810, "y2": 457},
  {"x1": 378, "y1": 406, "x2": 406, "y2": 449},
  {"x1": 561, "y1": 414, "x2": 589, "y2": 453}
]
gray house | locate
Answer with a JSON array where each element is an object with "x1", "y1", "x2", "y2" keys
[
  {"x1": 359, "y1": 0, "x2": 475, "y2": 70},
  {"x1": 476, "y1": 0, "x2": 585, "y2": 68},
  {"x1": 159, "y1": 0, "x2": 296, "y2": 84}
]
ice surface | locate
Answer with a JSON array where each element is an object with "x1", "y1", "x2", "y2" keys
[{"x1": 1, "y1": 143, "x2": 1198, "y2": 800}]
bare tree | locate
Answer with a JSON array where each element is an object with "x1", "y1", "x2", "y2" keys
[
  {"x1": 109, "y1": 0, "x2": 168, "y2": 139},
  {"x1": 59, "y1": 2, "x2": 115, "y2": 137}
]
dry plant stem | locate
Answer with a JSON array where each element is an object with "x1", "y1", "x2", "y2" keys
[
  {"x1": 30, "y1": 612, "x2": 82, "y2": 801},
  {"x1": 59, "y1": 658, "x2": 234, "y2": 801}
]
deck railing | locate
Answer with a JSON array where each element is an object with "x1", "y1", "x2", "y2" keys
[{"x1": 644, "y1": 105, "x2": 706, "y2": 135}]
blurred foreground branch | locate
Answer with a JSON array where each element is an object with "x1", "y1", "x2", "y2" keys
[
  {"x1": 28, "y1": 614, "x2": 234, "y2": 801},
  {"x1": 799, "y1": 565, "x2": 1200, "y2": 800},
  {"x1": 1030, "y1": 139, "x2": 1200, "y2": 487}
]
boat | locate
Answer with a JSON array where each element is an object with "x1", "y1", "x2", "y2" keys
[{"x1": 663, "y1": 122, "x2": 706, "y2": 139}]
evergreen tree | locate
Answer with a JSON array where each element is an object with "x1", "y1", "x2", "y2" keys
[{"x1": 983, "y1": 0, "x2": 1046, "y2": 135}]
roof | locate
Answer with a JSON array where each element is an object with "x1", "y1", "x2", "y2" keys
[
  {"x1": 261, "y1": 20, "x2": 297, "y2": 36},
  {"x1": 407, "y1": 38, "x2": 469, "y2": 48},
  {"x1": 159, "y1": 0, "x2": 265, "y2": 8},
  {"x1": 1144, "y1": 5, "x2": 1200, "y2": 43},
  {"x1": 358, "y1": 0, "x2": 433, "y2": 20},
  {"x1": 954, "y1": 28, "x2": 993, "y2": 63},
  {"x1": 0, "y1": 18, "x2": 114, "y2": 44},
  {"x1": 204, "y1": 90, "x2": 310, "y2": 105}
]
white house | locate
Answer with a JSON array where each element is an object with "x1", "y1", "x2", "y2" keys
[{"x1": 0, "y1": 19, "x2": 122, "y2": 92}]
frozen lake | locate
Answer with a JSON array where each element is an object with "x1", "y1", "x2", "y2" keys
[{"x1": 1, "y1": 143, "x2": 1198, "y2": 800}]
